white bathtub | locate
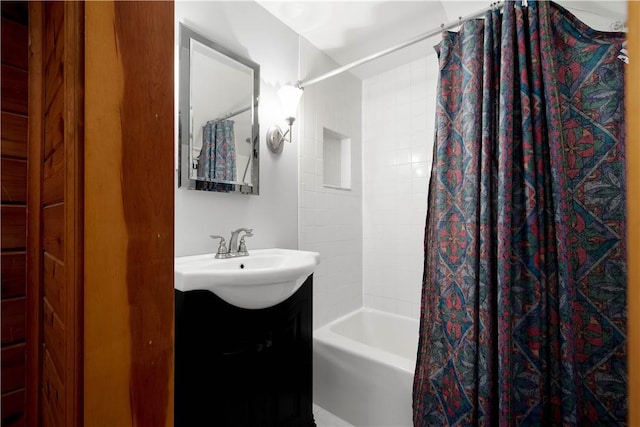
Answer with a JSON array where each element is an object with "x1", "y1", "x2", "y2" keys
[{"x1": 313, "y1": 308, "x2": 419, "y2": 426}]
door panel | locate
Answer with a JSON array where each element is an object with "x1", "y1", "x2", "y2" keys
[{"x1": 1, "y1": 3, "x2": 28, "y2": 425}]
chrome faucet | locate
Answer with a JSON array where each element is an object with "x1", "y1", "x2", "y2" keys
[{"x1": 228, "y1": 228, "x2": 253, "y2": 257}]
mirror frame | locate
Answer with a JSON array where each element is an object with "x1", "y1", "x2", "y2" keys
[{"x1": 178, "y1": 23, "x2": 260, "y2": 194}]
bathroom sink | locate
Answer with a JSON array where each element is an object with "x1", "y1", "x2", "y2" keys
[{"x1": 174, "y1": 248, "x2": 320, "y2": 309}]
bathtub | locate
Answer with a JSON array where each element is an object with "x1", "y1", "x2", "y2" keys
[{"x1": 313, "y1": 308, "x2": 419, "y2": 426}]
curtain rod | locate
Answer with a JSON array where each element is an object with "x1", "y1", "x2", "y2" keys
[
  {"x1": 210, "y1": 105, "x2": 251, "y2": 123},
  {"x1": 299, "y1": 1, "x2": 504, "y2": 88}
]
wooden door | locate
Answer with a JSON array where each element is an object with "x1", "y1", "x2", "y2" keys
[
  {"x1": 26, "y1": 1, "x2": 174, "y2": 426},
  {"x1": 1, "y1": 2, "x2": 29, "y2": 425},
  {"x1": 26, "y1": 2, "x2": 84, "y2": 426},
  {"x1": 83, "y1": 2, "x2": 174, "y2": 425}
]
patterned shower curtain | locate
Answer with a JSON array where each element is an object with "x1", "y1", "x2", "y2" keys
[
  {"x1": 413, "y1": 1, "x2": 626, "y2": 426},
  {"x1": 198, "y1": 119, "x2": 237, "y2": 182}
]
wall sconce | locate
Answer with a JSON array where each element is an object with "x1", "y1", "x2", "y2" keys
[{"x1": 266, "y1": 84, "x2": 304, "y2": 154}]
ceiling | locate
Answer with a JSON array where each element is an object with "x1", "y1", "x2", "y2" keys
[{"x1": 257, "y1": 0, "x2": 628, "y2": 80}]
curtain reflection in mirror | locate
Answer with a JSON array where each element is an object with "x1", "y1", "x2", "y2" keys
[{"x1": 197, "y1": 119, "x2": 236, "y2": 182}]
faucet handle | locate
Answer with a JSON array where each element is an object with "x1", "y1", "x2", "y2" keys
[
  {"x1": 209, "y1": 235, "x2": 228, "y2": 259},
  {"x1": 238, "y1": 235, "x2": 252, "y2": 255}
]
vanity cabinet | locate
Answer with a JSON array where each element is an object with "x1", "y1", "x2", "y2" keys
[{"x1": 175, "y1": 275, "x2": 315, "y2": 427}]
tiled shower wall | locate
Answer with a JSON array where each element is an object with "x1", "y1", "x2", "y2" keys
[
  {"x1": 362, "y1": 55, "x2": 439, "y2": 320},
  {"x1": 299, "y1": 38, "x2": 363, "y2": 329}
]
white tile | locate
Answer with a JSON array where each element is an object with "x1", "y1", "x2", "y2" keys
[
  {"x1": 396, "y1": 136, "x2": 412, "y2": 150},
  {"x1": 411, "y1": 117, "x2": 428, "y2": 136},
  {"x1": 396, "y1": 148, "x2": 411, "y2": 165},
  {"x1": 339, "y1": 54, "x2": 443, "y2": 328},
  {"x1": 397, "y1": 299, "x2": 421, "y2": 320},
  {"x1": 412, "y1": 161, "x2": 429, "y2": 178},
  {"x1": 395, "y1": 63, "x2": 411, "y2": 88},
  {"x1": 411, "y1": 147, "x2": 427, "y2": 164},
  {"x1": 411, "y1": 177, "x2": 429, "y2": 194},
  {"x1": 412, "y1": 98, "x2": 427, "y2": 117},
  {"x1": 411, "y1": 81, "x2": 428, "y2": 102},
  {"x1": 377, "y1": 296, "x2": 399, "y2": 314},
  {"x1": 299, "y1": 208, "x2": 312, "y2": 228},
  {"x1": 396, "y1": 163, "x2": 412, "y2": 181},
  {"x1": 411, "y1": 193, "x2": 428, "y2": 211},
  {"x1": 301, "y1": 172, "x2": 317, "y2": 187},
  {"x1": 364, "y1": 293, "x2": 389, "y2": 311},
  {"x1": 316, "y1": 192, "x2": 327, "y2": 209},
  {"x1": 363, "y1": 293, "x2": 378, "y2": 309},
  {"x1": 382, "y1": 149, "x2": 396, "y2": 166},
  {"x1": 364, "y1": 274, "x2": 382, "y2": 296},
  {"x1": 397, "y1": 101, "x2": 411, "y2": 118},
  {"x1": 410, "y1": 208, "x2": 427, "y2": 226},
  {"x1": 411, "y1": 57, "x2": 427, "y2": 83},
  {"x1": 425, "y1": 99, "x2": 437, "y2": 121},
  {"x1": 302, "y1": 140, "x2": 316, "y2": 160},
  {"x1": 396, "y1": 273, "x2": 422, "y2": 302},
  {"x1": 426, "y1": 78, "x2": 438, "y2": 98},
  {"x1": 302, "y1": 190, "x2": 317, "y2": 209},
  {"x1": 302, "y1": 155, "x2": 315, "y2": 174}
]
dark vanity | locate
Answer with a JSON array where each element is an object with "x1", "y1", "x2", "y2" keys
[{"x1": 175, "y1": 275, "x2": 315, "y2": 427}]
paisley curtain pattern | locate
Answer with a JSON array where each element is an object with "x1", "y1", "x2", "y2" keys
[
  {"x1": 413, "y1": 2, "x2": 626, "y2": 426},
  {"x1": 198, "y1": 119, "x2": 237, "y2": 182}
]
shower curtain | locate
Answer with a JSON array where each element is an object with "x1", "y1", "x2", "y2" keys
[
  {"x1": 198, "y1": 119, "x2": 237, "y2": 182},
  {"x1": 413, "y1": 1, "x2": 626, "y2": 426}
]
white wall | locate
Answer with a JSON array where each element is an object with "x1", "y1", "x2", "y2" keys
[
  {"x1": 362, "y1": 55, "x2": 439, "y2": 320},
  {"x1": 299, "y1": 38, "x2": 363, "y2": 328},
  {"x1": 175, "y1": 2, "x2": 364, "y2": 329},
  {"x1": 175, "y1": 1, "x2": 300, "y2": 256}
]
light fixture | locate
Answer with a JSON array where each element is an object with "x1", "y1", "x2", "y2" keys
[{"x1": 266, "y1": 84, "x2": 303, "y2": 154}]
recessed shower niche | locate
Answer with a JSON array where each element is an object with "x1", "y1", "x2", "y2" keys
[{"x1": 322, "y1": 127, "x2": 351, "y2": 190}]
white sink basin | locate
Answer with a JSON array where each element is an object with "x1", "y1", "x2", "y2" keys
[{"x1": 174, "y1": 248, "x2": 320, "y2": 309}]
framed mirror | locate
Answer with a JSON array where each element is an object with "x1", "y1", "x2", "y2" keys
[{"x1": 179, "y1": 23, "x2": 260, "y2": 194}]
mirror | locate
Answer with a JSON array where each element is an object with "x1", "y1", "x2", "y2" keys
[{"x1": 179, "y1": 23, "x2": 260, "y2": 194}]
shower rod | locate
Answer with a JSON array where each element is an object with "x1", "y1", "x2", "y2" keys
[
  {"x1": 299, "y1": 0, "x2": 626, "y2": 88},
  {"x1": 212, "y1": 105, "x2": 251, "y2": 122},
  {"x1": 299, "y1": 1, "x2": 505, "y2": 88}
]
